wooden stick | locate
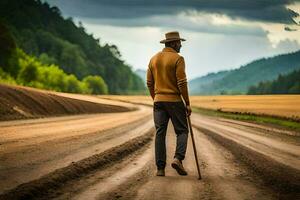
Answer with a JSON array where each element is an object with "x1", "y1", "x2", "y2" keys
[{"x1": 187, "y1": 115, "x2": 202, "y2": 180}]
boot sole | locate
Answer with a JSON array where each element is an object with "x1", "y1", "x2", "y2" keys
[
  {"x1": 156, "y1": 173, "x2": 165, "y2": 176},
  {"x1": 171, "y1": 163, "x2": 188, "y2": 176}
]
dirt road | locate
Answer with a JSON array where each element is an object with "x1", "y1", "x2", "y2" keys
[
  {"x1": 130, "y1": 123, "x2": 275, "y2": 200},
  {"x1": 50, "y1": 120, "x2": 290, "y2": 200},
  {"x1": 0, "y1": 103, "x2": 152, "y2": 194},
  {"x1": 1, "y1": 100, "x2": 299, "y2": 199}
]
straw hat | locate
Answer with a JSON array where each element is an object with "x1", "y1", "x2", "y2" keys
[{"x1": 160, "y1": 31, "x2": 186, "y2": 43}]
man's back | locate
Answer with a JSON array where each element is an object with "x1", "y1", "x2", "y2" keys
[{"x1": 147, "y1": 47, "x2": 188, "y2": 103}]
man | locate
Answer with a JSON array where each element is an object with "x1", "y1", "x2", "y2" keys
[{"x1": 147, "y1": 31, "x2": 192, "y2": 177}]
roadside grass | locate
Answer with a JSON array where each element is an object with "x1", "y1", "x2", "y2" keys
[{"x1": 192, "y1": 107, "x2": 300, "y2": 133}]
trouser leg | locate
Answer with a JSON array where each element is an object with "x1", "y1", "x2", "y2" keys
[
  {"x1": 166, "y1": 101, "x2": 189, "y2": 161},
  {"x1": 153, "y1": 102, "x2": 169, "y2": 169}
]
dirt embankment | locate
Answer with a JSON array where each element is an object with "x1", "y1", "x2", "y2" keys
[{"x1": 0, "y1": 84, "x2": 133, "y2": 121}]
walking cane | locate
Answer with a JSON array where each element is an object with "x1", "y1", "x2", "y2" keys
[{"x1": 187, "y1": 113, "x2": 202, "y2": 180}]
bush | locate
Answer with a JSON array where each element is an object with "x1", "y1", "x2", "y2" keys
[
  {"x1": 65, "y1": 75, "x2": 82, "y2": 93},
  {"x1": 83, "y1": 75, "x2": 108, "y2": 94},
  {"x1": 0, "y1": 68, "x2": 16, "y2": 84},
  {"x1": 17, "y1": 62, "x2": 38, "y2": 84},
  {"x1": 1, "y1": 49, "x2": 110, "y2": 95}
]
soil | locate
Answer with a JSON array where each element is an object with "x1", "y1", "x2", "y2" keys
[
  {"x1": 0, "y1": 89, "x2": 299, "y2": 199},
  {"x1": 0, "y1": 84, "x2": 133, "y2": 121},
  {"x1": 0, "y1": 105, "x2": 152, "y2": 194}
]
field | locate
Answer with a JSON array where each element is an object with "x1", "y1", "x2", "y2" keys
[
  {"x1": 101, "y1": 95, "x2": 300, "y2": 121},
  {"x1": 190, "y1": 95, "x2": 300, "y2": 121}
]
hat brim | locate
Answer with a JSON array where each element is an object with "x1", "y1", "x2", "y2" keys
[{"x1": 160, "y1": 38, "x2": 186, "y2": 43}]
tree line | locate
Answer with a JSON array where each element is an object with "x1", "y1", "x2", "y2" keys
[
  {"x1": 0, "y1": 0, "x2": 145, "y2": 94},
  {"x1": 247, "y1": 69, "x2": 300, "y2": 94},
  {"x1": 0, "y1": 21, "x2": 108, "y2": 94}
]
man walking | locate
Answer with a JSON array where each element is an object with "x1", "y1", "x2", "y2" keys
[{"x1": 147, "y1": 31, "x2": 192, "y2": 177}]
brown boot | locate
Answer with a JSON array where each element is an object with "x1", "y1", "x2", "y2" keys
[
  {"x1": 156, "y1": 169, "x2": 165, "y2": 176},
  {"x1": 171, "y1": 158, "x2": 188, "y2": 176}
]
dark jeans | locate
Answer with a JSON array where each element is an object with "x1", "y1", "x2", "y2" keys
[{"x1": 153, "y1": 101, "x2": 189, "y2": 170}]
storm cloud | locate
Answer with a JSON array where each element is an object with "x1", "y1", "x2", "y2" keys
[
  {"x1": 80, "y1": 13, "x2": 268, "y2": 36},
  {"x1": 44, "y1": 0, "x2": 300, "y2": 78},
  {"x1": 47, "y1": 0, "x2": 300, "y2": 24}
]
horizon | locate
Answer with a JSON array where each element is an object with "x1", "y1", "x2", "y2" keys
[{"x1": 137, "y1": 47, "x2": 300, "y2": 80}]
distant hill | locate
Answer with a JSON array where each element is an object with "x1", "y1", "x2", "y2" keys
[
  {"x1": 189, "y1": 70, "x2": 230, "y2": 94},
  {"x1": 247, "y1": 69, "x2": 300, "y2": 94},
  {"x1": 189, "y1": 50, "x2": 300, "y2": 95},
  {"x1": 135, "y1": 69, "x2": 146, "y2": 84}
]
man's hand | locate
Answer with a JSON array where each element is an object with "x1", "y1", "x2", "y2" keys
[{"x1": 186, "y1": 105, "x2": 192, "y2": 116}]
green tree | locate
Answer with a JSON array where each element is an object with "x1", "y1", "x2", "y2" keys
[
  {"x1": 65, "y1": 74, "x2": 83, "y2": 93},
  {"x1": 18, "y1": 62, "x2": 38, "y2": 84},
  {"x1": 38, "y1": 53, "x2": 57, "y2": 65},
  {"x1": 0, "y1": 21, "x2": 19, "y2": 77},
  {"x1": 247, "y1": 69, "x2": 300, "y2": 94},
  {"x1": 0, "y1": 0, "x2": 146, "y2": 94},
  {"x1": 83, "y1": 75, "x2": 108, "y2": 94},
  {"x1": 0, "y1": 68, "x2": 16, "y2": 84},
  {"x1": 289, "y1": 83, "x2": 300, "y2": 94}
]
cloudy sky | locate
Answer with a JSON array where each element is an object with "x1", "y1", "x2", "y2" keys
[{"x1": 45, "y1": 0, "x2": 300, "y2": 79}]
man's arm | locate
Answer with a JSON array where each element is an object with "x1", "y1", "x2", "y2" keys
[
  {"x1": 176, "y1": 57, "x2": 192, "y2": 115},
  {"x1": 146, "y1": 62, "x2": 155, "y2": 100}
]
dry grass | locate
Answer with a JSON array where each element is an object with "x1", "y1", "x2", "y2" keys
[
  {"x1": 99, "y1": 95, "x2": 300, "y2": 120},
  {"x1": 190, "y1": 95, "x2": 300, "y2": 120}
]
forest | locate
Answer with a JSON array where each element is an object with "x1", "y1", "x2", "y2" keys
[
  {"x1": 247, "y1": 69, "x2": 300, "y2": 94},
  {"x1": 0, "y1": 0, "x2": 145, "y2": 94},
  {"x1": 189, "y1": 50, "x2": 300, "y2": 95}
]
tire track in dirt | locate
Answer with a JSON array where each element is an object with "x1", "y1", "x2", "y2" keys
[
  {"x1": 192, "y1": 113, "x2": 300, "y2": 198},
  {"x1": 0, "y1": 105, "x2": 152, "y2": 194},
  {"x1": 193, "y1": 128, "x2": 276, "y2": 200},
  {"x1": 0, "y1": 129, "x2": 154, "y2": 200},
  {"x1": 121, "y1": 122, "x2": 276, "y2": 200},
  {"x1": 74, "y1": 112, "x2": 297, "y2": 200},
  {"x1": 130, "y1": 123, "x2": 205, "y2": 200},
  {"x1": 68, "y1": 104, "x2": 298, "y2": 200},
  {"x1": 48, "y1": 106, "x2": 298, "y2": 200},
  {"x1": 217, "y1": 118, "x2": 300, "y2": 137},
  {"x1": 70, "y1": 140, "x2": 155, "y2": 200}
]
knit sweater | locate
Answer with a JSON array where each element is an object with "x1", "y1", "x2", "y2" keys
[{"x1": 146, "y1": 47, "x2": 190, "y2": 105}]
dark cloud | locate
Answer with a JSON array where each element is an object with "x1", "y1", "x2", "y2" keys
[
  {"x1": 81, "y1": 15, "x2": 268, "y2": 36},
  {"x1": 46, "y1": 0, "x2": 300, "y2": 24}
]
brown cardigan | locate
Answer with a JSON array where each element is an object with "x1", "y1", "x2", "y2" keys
[{"x1": 146, "y1": 47, "x2": 190, "y2": 105}]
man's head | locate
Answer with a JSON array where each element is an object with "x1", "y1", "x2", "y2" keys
[
  {"x1": 165, "y1": 40, "x2": 182, "y2": 53},
  {"x1": 160, "y1": 31, "x2": 185, "y2": 53}
]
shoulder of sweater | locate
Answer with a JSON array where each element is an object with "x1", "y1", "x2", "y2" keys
[
  {"x1": 150, "y1": 51, "x2": 162, "y2": 60},
  {"x1": 176, "y1": 55, "x2": 185, "y2": 63},
  {"x1": 151, "y1": 51, "x2": 184, "y2": 62},
  {"x1": 163, "y1": 51, "x2": 183, "y2": 59}
]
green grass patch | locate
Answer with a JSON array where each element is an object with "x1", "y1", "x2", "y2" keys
[{"x1": 192, "y1": 107, "x2": 300, "y2": 132}]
